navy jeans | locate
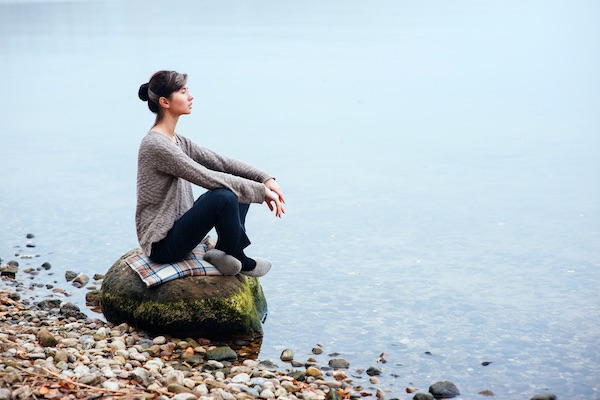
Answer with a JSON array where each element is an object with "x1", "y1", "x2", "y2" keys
[{"x1": 150, "y1": 188, "x2": 251, "y2": 264}]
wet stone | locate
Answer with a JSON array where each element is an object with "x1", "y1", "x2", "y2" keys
[
  {"x1": 366, "y1": 366, "x2": 382, "y2": 376},
  {"x1": 60, "y1": 302, "x2": 87, "y2": 320},
  {"x1": 531, "y1": 395, "x2": 557, "y2": 400},
  {"x1": 0, "y1": 263, "x2": 18, "y2": 278},
  {"x1": 65, "y1": 271, "x2": 77, "y2": 281},
  {"x1": 205, "y1": 345, "x2": 237, "y2": 361},
  {"x1": 429, "y1": 381, "x2": 460, "y2": 399},
  {"x1": 280, "y1": 348, "x2": 294, "y2": 361},
  {"x1": 37, "y1": 299, "x2": 61, "y2": 310},
  {"x1": 329, "y1": 358, "x2": 350, "y2": 369},
  {"x1": 413, "y1": 394, "x2": 434, "y2": 400},
  {"x1": 72, "y1": 273, "x2": 90, "y2": 288}
]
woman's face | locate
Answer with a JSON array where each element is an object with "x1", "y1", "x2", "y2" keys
[{"x1": 166, "y1": 85, "x2": 193, "y2": 116}]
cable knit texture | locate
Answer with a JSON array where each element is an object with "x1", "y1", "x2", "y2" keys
[{"x1": 136, "y1": 131, "x2": 271, "y2": 256}]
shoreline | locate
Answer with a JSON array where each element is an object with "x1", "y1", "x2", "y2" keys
[
  {"x1": 0, "y1": 246, "x2": 557, "y2": 400},
  {"x1": 0, "y1": 285, "x2": 406, "y2": 400}
]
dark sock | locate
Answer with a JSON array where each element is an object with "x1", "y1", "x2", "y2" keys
[{"x1": 235, "y1": 252, "x2": 257, "y2": 271}]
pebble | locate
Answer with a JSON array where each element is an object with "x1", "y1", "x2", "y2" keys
[
  {"x1": 429, "y1": 380, "x2": 460, "y2": 398},
  {"x1": 64, "y1": 270, "x2": 77, "y2": 281},
  {"x1": 280, "y1": 348, "x2": 294, "y2": 361},
  {"x1": 329, "y1": 358, "x2": 350, "y2": 369}
]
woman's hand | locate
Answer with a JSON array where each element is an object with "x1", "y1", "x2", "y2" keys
[
  {"x1": 265, "y1": 178, "x2": 285, "y2": 204},
  {"x1": 264, "y1": 179, "x2": 285, "y2": 218}
]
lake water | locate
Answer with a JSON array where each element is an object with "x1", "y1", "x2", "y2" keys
[{"x1": 1, "y1": 0, "x2": 599, "y2": 398}]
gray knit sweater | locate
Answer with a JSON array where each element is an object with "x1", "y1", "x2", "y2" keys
[{"x1": 136, "y1": 131, "x2": 271, "y2": 256}]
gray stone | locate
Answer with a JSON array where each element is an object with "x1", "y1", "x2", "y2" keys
[
  {"x1": 79, "y1": 373, "x2": 102, "y2": 386},
  {"x1": 531, "y1": 395, "x2": 557, "y2": 400},
  {"x1": 167, "y1": 383, "x2": 192, "y2": 394},
  {"x1": 0, "y1": 262, "x2": 18, "y2": 278},
  {"x1": 60, "y1": 302, "x2": 87, "y2": 320},
  {"x1": 329, "y1": 358, "x2": 350, "y2": 369},
  {"x1": 326, "y1": 387, "x2": 343, "y2": 400},
  {"x1": 0, "y1": 388, "x2": 11, "y2": 400},
  {"x1": 37, "y1": 299, "x2": 61, "y2": 310},
  {"x1": 65, "y1": 270, "x2": 77, "y2": 281},
  {"x1": 54, "y1": 350, "x2": 69, "y2": 363},
  {"x1": 132, "y1": 367, "x2": 152, "y2": 387},
  {"x1": 366, "y1": 366, "x2": 382, "y2": 376},
  {"x1": 205, "y1": 345, "x2": 238, "y2": 361},
  {"x1": 429, "y1": 381, "x2": 460, "y2": 399},
  {"x1": 72, "y1": 273, "x2": 90, "y2": 288},
  {"x1": 413, "y1": 394, "x2": 434, "y2": 400},
  {"x1": 281, "y1": 348, "x2": 294, "y2": 361},
  {"x1": 100, "y1": 247, "x2": 267, "y2": 338}
]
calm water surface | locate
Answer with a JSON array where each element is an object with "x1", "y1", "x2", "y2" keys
[{"x1": 1, "y1": 1, "x2": 599, "y2": 398}]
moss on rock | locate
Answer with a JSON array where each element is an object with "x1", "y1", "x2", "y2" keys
[{"x1": 100, "y1": 248, "x2": 267, "y2": 338}]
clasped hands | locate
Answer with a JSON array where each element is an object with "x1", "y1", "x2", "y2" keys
[{"x1": 264, "y1": 178, "x2": 285, "y2": 218}]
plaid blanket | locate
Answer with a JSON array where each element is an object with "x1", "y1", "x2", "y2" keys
[{"x1": 126, "y1": 243, "x2": 223, "y2": 287}]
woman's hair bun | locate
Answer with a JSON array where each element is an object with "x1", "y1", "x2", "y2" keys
[{"x1": 138, "y1": 83, "x2": 150, "y2": 101}]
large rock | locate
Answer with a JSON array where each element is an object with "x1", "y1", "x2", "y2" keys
[{"x1": 100, "y1": 248, "x2": 267, "y2": 338}]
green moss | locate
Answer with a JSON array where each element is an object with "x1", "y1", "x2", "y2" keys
[{"x1": 101, "y1": 276, "x2": 267, "y2": 337}]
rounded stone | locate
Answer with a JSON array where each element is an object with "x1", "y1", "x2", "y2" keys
[
  {"x1": 306, "y1": 366, "x2": 323, "y2": 378},
  {"x1": 429, "y1": 381, "x2": 460, "y2": 399},
  {"x1": 531, "y1": 395, "x2": 557, "y2": 400},
  {"x1": 280, "y1": 349, "x2": 294, "y2": 362},
  {"x1": 100, "y1": 247, "x2": 268, "y2": 338},
  {"x1": 329, "y1": 358, "x2": 350, "y2": 369},
  {"x1": 205, "y1": 346, "x2": 237, "y2": 361}
]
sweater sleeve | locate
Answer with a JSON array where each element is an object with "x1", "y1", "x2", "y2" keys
[
  {"x1": 142, "y1": 134, "x2": 266, "y2": 204},
  {"x1": 181, "y1": 135, "x2": 272, "y2": 184}
]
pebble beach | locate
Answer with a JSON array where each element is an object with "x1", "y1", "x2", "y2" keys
[
  {"x1": 0, "y1": 249, "x2": 443, "y2": 400},
  {"x1": 0, "y1": 284, "x2": 414, "y2": 400},
  {"x1": 0, "y1": 238, "x2": 556, "y2": 400}
]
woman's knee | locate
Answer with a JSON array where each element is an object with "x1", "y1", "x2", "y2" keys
[{"x1": 199, "y1": 188, "x2": 238, "y2": 210}]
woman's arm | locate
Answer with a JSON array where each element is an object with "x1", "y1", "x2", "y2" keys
[
  {"x1": 183, "y1": 137, "x2": 272, "y2": 183},
  {"x1": 142, "y1": 134, "x2": 266, "y2": 204}
]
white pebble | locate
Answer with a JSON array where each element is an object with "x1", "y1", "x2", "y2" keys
[
  {"x1": 243, "y1": 359, "x2": 259, "y2": 368},
  {"x1": 166, "y1": 370, "x2": 184, "y2": 386},
  {"x1": 101, "y1": 366, "x2": 115, "y2": 378},
  {"x1": 193, "y1": 383, "x2": 209, "y2": 396},
  {"x1": 153, "y1": 335, "x2": 167, "y2": 345},
  {"x1": 231, "y1": 373, "x2": 250, "y2": 384},
  {"x1": 102, "y1": 380, "x2": 121, "y2": 391},
  {"x1": 109, "y1": 341, "x2": 126, "y2": 351},
  {"x1": 259, "y1": 389, "x2": 275, "y2": 399},
  {"x1": 183, "y1": 378, "x2": 196, "y2": 389}
]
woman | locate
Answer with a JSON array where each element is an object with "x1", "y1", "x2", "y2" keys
[{"x1": 136, "y1": 70, "x2": 284, "y2": 277}]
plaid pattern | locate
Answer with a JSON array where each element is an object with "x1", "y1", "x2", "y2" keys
[{"x1": 127, "y1": 243, "x2": 223, "y2": 288}]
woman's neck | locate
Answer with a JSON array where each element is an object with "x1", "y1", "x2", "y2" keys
[{"x1": 152, "y1": 115, "x2": 179, "y2": 140}]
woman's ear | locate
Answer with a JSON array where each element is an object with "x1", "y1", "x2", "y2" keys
[{"x1": 159, "y1": 96, "x2": 170, "y2": 109}]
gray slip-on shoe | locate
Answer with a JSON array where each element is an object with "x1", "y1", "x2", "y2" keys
[
  {"x1": 203, "y1": 249, "x2": 242, "y2": 276},
  {"x1": 240, "y1": 257, "x2": 272, "y2": 277}
]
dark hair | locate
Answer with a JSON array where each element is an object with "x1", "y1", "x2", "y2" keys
[{"x1": 138, "y1": 70, "x2": 188, "y2": 123}]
